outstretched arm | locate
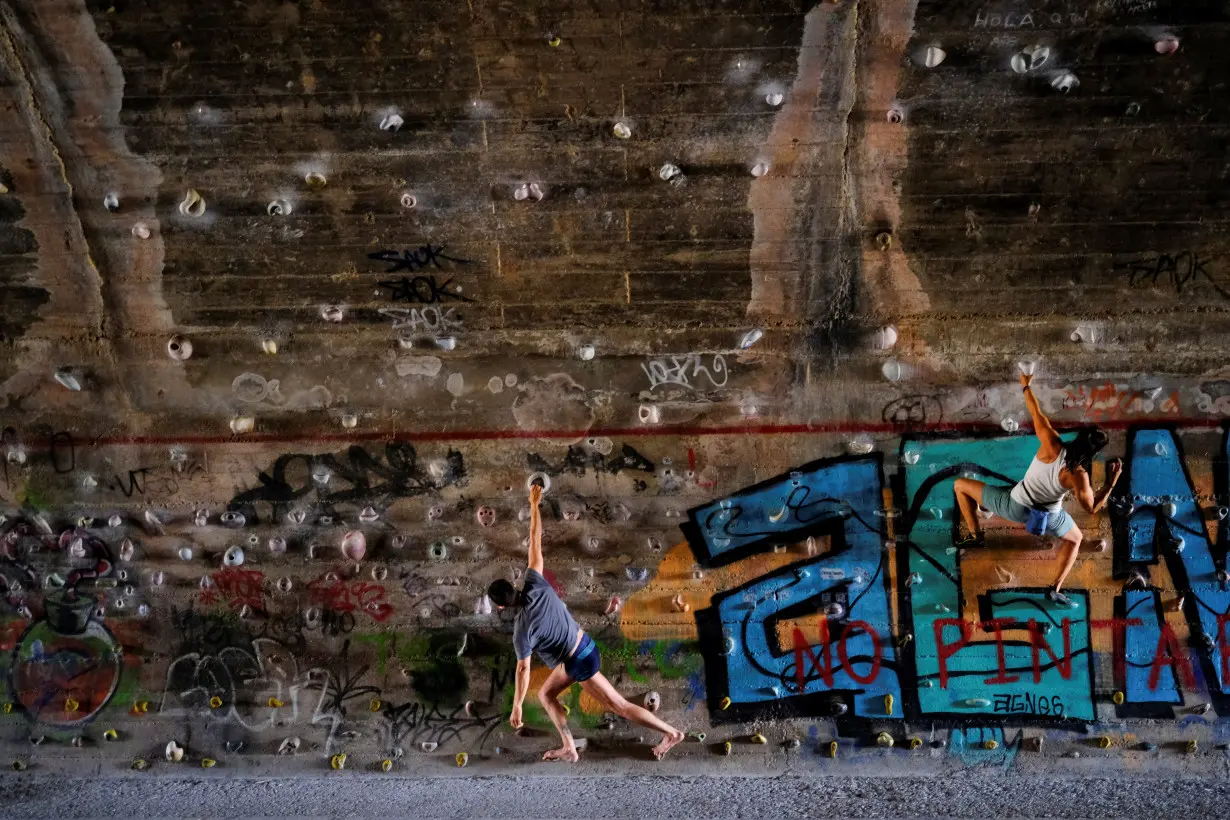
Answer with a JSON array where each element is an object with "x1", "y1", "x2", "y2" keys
[
  {"x1": 527, "y1": 483, "x2": 544, "y2": 575},
  {"x1": 1074, "y1": 458, "x2": 1123, "y2": 514},
  {"x1": 1020, "y1": 373, "x2": 1063, "y2": 459},
  {"x1": 510, "y1": 656, "x2": 531, "y2": 729}
]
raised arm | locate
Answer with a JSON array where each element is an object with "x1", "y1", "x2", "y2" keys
[
  {"x1": 1073, "y1": 458, "x2": 1122, "y2": 514},
  {"x1": 527, "y1": 483, "x2": 544, "y2": 575},
  {"x1": 1020, "y1": 373, "x2": 1063, "y2": 459}
]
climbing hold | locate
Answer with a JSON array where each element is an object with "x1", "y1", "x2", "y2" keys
[
  {"x1": 923, "y1": 45, "x2": 946, "y2": 67},
  {"x1": 876, "y1": 732, "x2": 894, "y2": 747},
  {"x1": 1011, "y1": 45, "x2": 1050, "y2": 73},
  {"x1": 828, "y1": 740, "x2": 839, "y2": 757},
  {"x1": 906, "y1": 572, "x2": 922, "y2": 587},
  {"x1": 132, "y1": 222, "x2": 151, "y2": 239},
  {"x1": 1112, "y1": 691, "x2": 1125, "y2": 705},
  {"x1": 612, "y1": 122, "x2": 631, "y2": 139},
  {"x1": 209, "y1": 696, "x2": 223, "y2": 709},
  {"x1": 658, "y1": 163, "x2": 682, "y2": 181},
  {"x1": 178, "y1": 189, "x2": 206, "y2": 217},
  {"x1": 740, "y1": 328, "x2": 764, "y2": 349},
  {"x1": 1190, "y1": 703, "x2": 1212, "y2": 715},
  {"x1": 65, "y1": 697, "x2": 79, "y2": 712},
  {"x1": 908, "y1": 737, "x2": 923, "y2": 750},
  {"x1": 268, "y1": 697, "x2": 284, "y2": 708},
  {"x1": 984, "y1": 740, "x2": 999, "y2": 751},
  {"x1": 786, "y1": 738, "x2": 801, "y2": 750},
  {"x1": 278, "y1": 737, "x2": 300, "y2": 755},
  {"x1": 369, "y1": 698, "x2": 382, "y2": 712},
  {"x1": 456, "y1": 752, "x2": 469, "y2": 767},
  {"x1": 54, "y1": 369, "x2": 83, "y2": 391},
  {"x1": 201, "y1": 758, "x2": 217, "y2": 768},
  {"x1": 1164, "y1": 501, "x2": 1178, "y2": 517},
  {"x1": 305, "y1": 172, "x2": 327, "y2": 189},
  {"x1": 229, "y1": 416, "x2": 254, "y2": 434},
  {"x1": 886, "y1": 107, "x2": 903, "y2": 124},
  {"x1": 223, "y1": 545, "x2": 245, "y2": 567},
  {"x1": 884, "y1": 694, "x2": 894, "y2": 714},
  {"x1": 547, "y1": 33, "x2": 561, "y2": 46},
  {"x1": 578, "y1": 343, "x2": 596, "y2": 361},
  {"x1": 166, "y1": 335, "x2": 193, "y2": 360},
  {"x1": 719, "y1": 696, "x2": 732, "y2": 711},
  {"x1": 672, "y1": 594, "x2": 690, "y2": 613},
  {"x1": 381, "y1": 759, "x2": 393, "y2": 772},
  {"x1": 380, "y1": 113, "x2": 404, "y2": 131},
  {"x1": 751, "y1": 161, "x2": 770, "y2": 178},
  {"x1": 103, "y1": 728, "x2": 119, "y2": 742},
  {"x1": 1187, "y1": 739, "x2": 1198, "y2": 754},
  {"x1": 165, "y1": 741, "x2": 185, "y2": 762},
  {"x1": 1051, "y1": 72, "x2": 1079, "y2": 93},
  {"x1": 130, "y1": 759, "x2": 147, "y2": 771},
  {"x1": 1092, "y1": 538, "x2": 1108, "y2": 552},
  {"x1": 267, "y1": 199, "x2": 292, "y2": 216},
  {"x1": 750, "y1": 732, "x2": 767, "y2": 745},
  {"x1": 321, "y1": 304, "x2": 344, "y2": 322},
  {"x1": 330, "y1": 753, "x2": 347, "y2": 770},
  {"x1": 1001, "y1": 417, "x2": 1020, "y2": 433},
  {"x1": 605, "y1": 596, "x2": 621, "y2": 615},
  {"x1": 421, "y1": 742, "x2": 438, "y2": 753},
  {"x1": 1097, "y1": 736, "x2": 1112, "y2": 749},
  {"x1": 957, "y1": 697, "x2": 991, "y2": 708},
  {"x1": 720, "y1": 740, "x2": 733, "y2": 756},
  {"x1": 644, "y1": 691, "x2": 661, "y2": 712},
  {"x1": 1155, "y1": 34, "x2": 1180, "y2": 54},
  {"x1": 341, "y1": 531, "x2": 367, "y2": 562}
]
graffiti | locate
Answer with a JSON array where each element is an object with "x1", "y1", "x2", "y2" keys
[
  {"x1": 1115, "y1": 252, "x2": 1228, "y2": 298},
  {"x1": 1061, "y1": 382, "x2": 1179, "y2": 422},
  {"x1": 526, "y1": 443, "x2": 655, "y2": 478},
  {"x1": 683, "y1": 456, "x2": 902, "y2": 721},
  {"x1": 377, "y1": 274, "x2": 473, "y2": 304},
  {"x1": 230, "y1": 442, "x2": 465, "y2": 520},
  {"x1": 368, "y1": 245, "x2": 473, "y2": 274},
  {"x1": 307, "y1": 572, "x2": 393, "y2": 623},
  {"x1": 642, "y1": 354, "x2": 728, "y2": 391},
  {"x1": 882, "y1": 395, "x2": 943, "y2": 427},
  {"x1": 379, "y1": 306, "x2": 464, "y2": 334},
  {"x1": 0, "y1": 427, "x2": 74, "y2": 484},
  {"x1": 107, "y1": 468, "x2": 150, "y2": 497},
  {"x1": 973, "y1": 9, "x2": 1087, "y2": 28},
  {"x1": 199, "y1": 567, "x2": 266, "y2": 611}
]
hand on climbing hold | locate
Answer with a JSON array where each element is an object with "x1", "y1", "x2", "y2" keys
[
  {"x1": 1106, "y1": 458, "x2": 1123, "y2": 484},
  {"x1": 1019, "y1": 372, "x2": 1033, "y2": 389},
  {"x1": 509, "y1": 704, "x2": 523, "y2": 730},
  {"x1": 529, "y1": 484, "x2": 543, "y2": 506}
]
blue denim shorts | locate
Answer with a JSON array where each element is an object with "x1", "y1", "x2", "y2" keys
[
  {"x1": 981, "y1": 485, "x2": 1074, "y2": 538},
  {"x1": 563, "y1": 633, "x2": 600, "y2": 682}
]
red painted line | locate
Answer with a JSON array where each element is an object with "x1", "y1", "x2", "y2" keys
[{"x1": 22, "y1": 415, "x2": 1223, "y2": 449}]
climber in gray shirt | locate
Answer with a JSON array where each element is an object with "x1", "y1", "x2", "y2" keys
[{"x1": 487, "y1": 482, "x2": 684, "y2": 763}]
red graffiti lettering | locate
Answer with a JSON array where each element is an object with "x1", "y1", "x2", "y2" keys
[
  {"x1": 307, "y1": 572, "x2": 393, "y2": 622},
  {"x1": 200, "y1": 567, "x2": 265, "y2": 610},
  {"x1": 793, "y1": 621, "x2": 834, "y2": 691},
  {"x1": 1148, "y1": 623, "x2": 1196, "y2": 690},
  {"x1": 981, "y1": 618, "x2": 1020, "y2": 685},
  {"x1": 1028, "y1": 618, "x2": 1074, "y2": 683},
  {"x1": 933, "y1": 618, "x2": 973, "y2": 689},
  {"x1": 1218, "y1": 612, "x2": 1230, "y2": 685},
  {"x1": 837, "y1": 620, "x2": 882, "y2": 684},
  {"x1": 1091, "y1": 618, "x2": 1145, "y2": 686}
]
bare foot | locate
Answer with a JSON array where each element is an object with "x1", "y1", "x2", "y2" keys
[
  {"x1": 652, "y1": 730, "x2": 685, "y2": 760},
  {"x1": 543, "y1": 746, "x2": 579, "y2": 763}
]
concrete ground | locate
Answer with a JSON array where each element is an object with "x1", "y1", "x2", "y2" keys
[{"x1": 3, "y1": 773, "x2": 1229, "y2": 819}]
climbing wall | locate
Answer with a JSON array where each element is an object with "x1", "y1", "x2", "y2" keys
[{"x1": 2, "y1": 0, "x2": 1230, "y2": 777}]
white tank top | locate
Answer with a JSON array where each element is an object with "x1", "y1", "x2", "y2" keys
[{"x1": 1010, "y1": 449, "x2": 1068, "y2": 511}]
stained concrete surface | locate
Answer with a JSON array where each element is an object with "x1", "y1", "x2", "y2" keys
[{"x1": 3, "y1": 773, "x2": 1229, "y2": 819}]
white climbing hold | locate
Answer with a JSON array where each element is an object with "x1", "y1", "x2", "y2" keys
[
  {"x1": 740, "y1": 328, "x2": 764, "y2": 349},
  {"x1": 267, "y1": 199, "x2": 292, "y2": 216},
  {"x1": 166, "y1": 335, "x2": 192, "y2": 361},
  {"x1": 341, "y1": 531, "x2": 367, "y2": 563},
  {"x1": 613, "y1": 122, "x2": 632, "y2": 139},
  {"x1": 178, "y1": 189, "x2": 206, "y2": 217},
  {"x1": 223, "y1": 545, "x2": 245, "y2": 567},
  {"x1": 229, "y1": 416, "x2": 254, "y2": 434},
  {"x1": 924, "y1": 46, "x2": 947, "y2": 67},
  {"x1": 1051, "y1": 72, "x2": 1079, "y2": 93},
  {"x1": 380, "y1": 113, "x2": 405, "y2": 131}
]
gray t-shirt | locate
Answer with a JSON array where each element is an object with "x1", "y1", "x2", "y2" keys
[{"x1": 513, "y1": 569, "x2": 580, "y2": 668}]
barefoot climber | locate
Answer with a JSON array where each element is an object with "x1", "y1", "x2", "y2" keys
[
  {"x1": 952, "y1": 371, "x2": 1123, "y2": 608},
  {"x1": 487, "y1": 483, "x2": 686, "y2": 762}
]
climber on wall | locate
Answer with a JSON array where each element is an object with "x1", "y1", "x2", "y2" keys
[
  {"x1": 487, "y1": 482, "x2": 685, "y2": 763},
  {"x1": 951, "y1": 371, "x2": 1122, "y2": 607}
]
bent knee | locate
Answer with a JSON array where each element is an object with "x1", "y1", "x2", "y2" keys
[
  {"x1": 1062, "y1": 525, "x2": 1083, "y2": 545},
  {"x1": 954, "y1": 477, "x2": 982, "y2": 495}
]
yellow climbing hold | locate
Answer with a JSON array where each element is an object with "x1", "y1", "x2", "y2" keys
[
  {"x1": 381, "y1": 759, "x2": 393, "y2": 772},
  {"x1": 876, "y1": 732, "x2": 894, "y2": 747},
  {"x1": 750, "y1": 732, "x2": 767, "y2": 745},
  {"x1": 209, "y1": 696, "x2": 223, "y2": 709},
  {"x1": 456, "y1": 752, "x2": 469, "y2": 768},
  {"x1": 548, "y1": 35, "x2": 562, "y2": 47},
  {"x1": 268, "y1": 697, "x2": 284, "y2": 708},
  {"x1": 12, "y1": 760, "x2": 26, "y2": 771},
  {"x1": 369, "y1": 698, "x2": 382, "y2": 712},
  {"x1": 2, "y1": 703, "x2": 11, "y2": 714},
  {"x1": 719, "y1": 696, "x2": 732, "y2": 711},
  {"x1": 201, "y1": 758, "x2": 216, "y2": 768},
  {"x1": 1112, "y1": 691, "x2": 1125, "y2": 705},
  {"x1": 828, "y1": 740, "x2": 838, "y2": 758},
  {"x1": 131, "y1": 758, "x2": 147, "y2": 770},
  {"x1": 884, "y1": 694, "x2": 894, "y2": 714},
  {"x1": 984, "y1": 740, "x2": 999, "y2": 751},
  {"x1": 103, "y1": 729, "x2": 118, "y2": 741},
  {"x1": 1187, "y1": 739, "x2": 1198, "y2": 754},
  {"x1": 137, "y1": 701, "x2": 150, "y2": 713},
  {"x1": 1097, "y1": 736, "x2": 1112, "y2": 749},
  {"x1": 331, "y1": 753, "x2": 347, "y2": 770},
  {"x1": 65, "y1": 697, "x2": 79, "y2": 713},
  {"x1": 721, "y1": 740, "x2": 732, "y2": 755},
  {"x1": 562, "y1": 703, "x2": 570, "y2": 716},
  {"x1": 908, "y1": 737, "x2": 923, "y2": 750}
]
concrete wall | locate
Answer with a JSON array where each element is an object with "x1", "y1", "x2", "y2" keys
[{"x1": 1, "y1": 0, "x2": 1229, "y2": 777}]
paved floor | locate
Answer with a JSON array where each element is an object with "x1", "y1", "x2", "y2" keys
[{"x1": 3, "y1": 773, "x2": 1230, "y2": 818}]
